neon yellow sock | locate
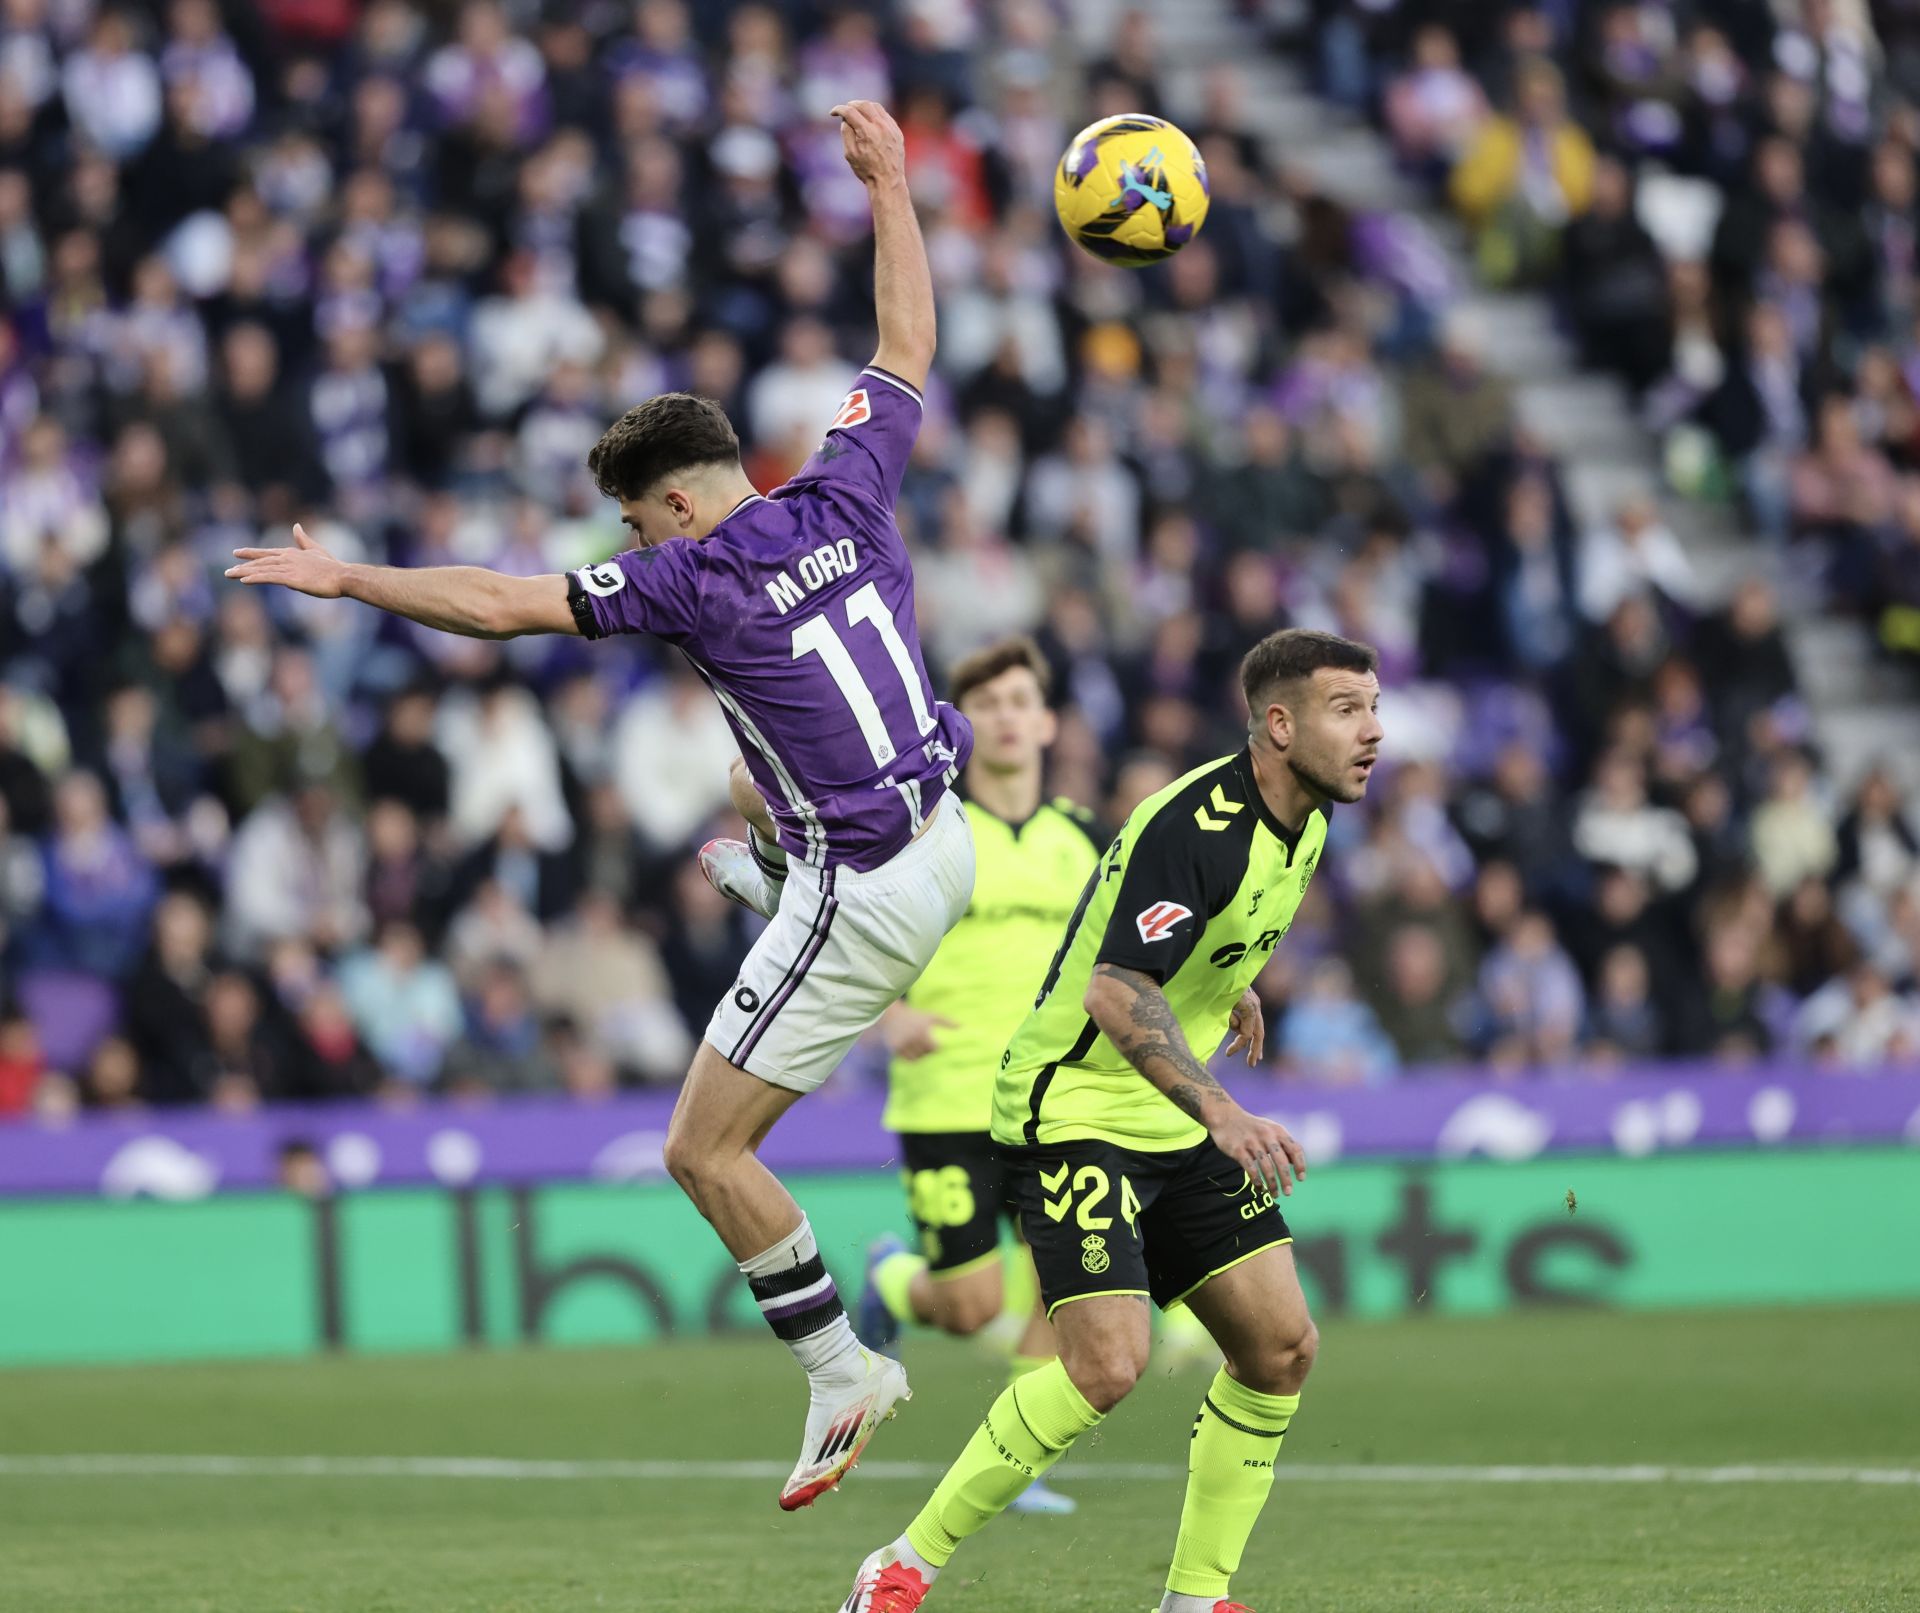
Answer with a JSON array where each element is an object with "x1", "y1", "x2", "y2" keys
[
  {"x1": 1165, "y1": 1369, "x2": 1299, "y2": 1599},
  {"x1": 1006, "y1": 1352, "x2": 1053, "y2": 1389},
  {"x1": 905, "y1": 1358, "x2": 1102, "y2": 1566},
  {"x1": 874, "y1": 1250, "x2": 925, "y2": 1326}
]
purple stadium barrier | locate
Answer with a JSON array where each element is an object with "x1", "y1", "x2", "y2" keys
[{"x1": 1, "y1": 1064, "x2": 1916, "y2": 1199}]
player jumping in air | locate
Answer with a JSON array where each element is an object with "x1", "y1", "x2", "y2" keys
[
  {"x1": 713, "y1": 635, "x2": 1101, "y2": 1519},
  {"x1": 226, "y1": 101, "x2": 970, "y2": 1513},
  {"x1": 836, "y1": 629, "x2": 1385, "y2": 1613}
]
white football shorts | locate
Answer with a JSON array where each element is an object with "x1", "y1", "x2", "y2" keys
[{"x1": 706, "y1": 794, "x2": 976, "y2": 1093}]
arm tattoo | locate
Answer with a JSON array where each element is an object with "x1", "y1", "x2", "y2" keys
[
  {"x1": 1165, "y1": 1081, "x2": 1216, "y2": 1122},
  {"x1": 1091, "y1": 963, "x2": 1230, "y2": 1118}
]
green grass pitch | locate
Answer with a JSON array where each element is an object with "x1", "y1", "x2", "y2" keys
[{"x1": 2, "y1": 1304, "x2": 1917, "y2": 1612}]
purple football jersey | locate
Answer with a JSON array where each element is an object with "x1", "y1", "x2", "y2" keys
[{"x1": 572, "y1": 366, "x2": 973, "y2": 873}]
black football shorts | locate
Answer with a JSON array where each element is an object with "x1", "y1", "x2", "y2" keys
[
  {"x1": 898, "y1": 1130, "x2": 1022, "y2": 1275},
  {"x1": 1004, "y1": 1135, "x2": 1292, "y2": 1314}
]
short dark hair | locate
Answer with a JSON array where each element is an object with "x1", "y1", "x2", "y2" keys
[
  {"x1": 587, "y1": 393, "x2": 740, "y2": 499},
  {"x1": 1240, "y1": 628, "x2": 1378, "y2": 715},
  {"x1": 948, "y1": 635, "x2": 1052, "y2": 707}
]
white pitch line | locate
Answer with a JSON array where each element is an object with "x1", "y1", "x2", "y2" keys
[{"x1": 0, "y1": 1456, "x2": 1915, "y2": 1487}]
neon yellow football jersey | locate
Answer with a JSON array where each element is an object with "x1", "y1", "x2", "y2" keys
[
  {"x1": 883, "y1": 794, "x2": 1103, "y2": 1135},
  {"x1": 990, "y1": 748, "x2": 1327, "y2": 1152}
]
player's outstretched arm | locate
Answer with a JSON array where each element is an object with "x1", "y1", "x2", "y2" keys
[
  {"x1": 1085, "y1": 963, "x2": 1306, "y2": 1198},
  {"x1": 226, "y1": 524, "x2": 578, "y2": 639},
  {"x1": 834, "y1": 99, "x2": 934, "y2": 391}
]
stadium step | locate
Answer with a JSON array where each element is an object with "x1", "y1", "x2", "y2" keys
[
  {"x1": 1806, "y1": 700, "x2": 1920, "y2": 793},
  {"x1": 1515, "y1": 376, "x2": 1651, "y2": 463},
  {"x1": 1562, "y1": 458, "x2": 1659, "y2": 529},
  {"x1": 1686, "y1": 541, "x2": 1783, "y2": 602},
  {"x1": 1285, "y1": 128, "x2": 1426, "y2": 211},
  {"x1": 1147, "y1": 10, "x2": 1244, "y2": 68},
  {"x1": 1455, "y1": 291, "x2": 1560, "y2": 344},
  {"x1": 1481, "y1": 328, "x2": 1575, "y2": 385},
  {"x1": 1453, "y1": 293, "x2": 1574, "y2": 383},
  {"x1": 1787, "y1": 617, "x2": 1905, "y2": 709},
  {"x1": 1165, "y1": 63, "x2": 1332, "y2": 146},
  {"x1": 1663, "y1": 498, "x2": 1748, "y2": 549}
]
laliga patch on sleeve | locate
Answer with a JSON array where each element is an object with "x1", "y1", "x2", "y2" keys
[
  {"x1": 829, "y1": 389, "x2": 872, "y2": 430},
  {"x1": 1134, "y1": 901, "x2": 1193, "y2": 943},
  {"x1": 577, "y1": 562, "x2": 627, "y2": 597}
]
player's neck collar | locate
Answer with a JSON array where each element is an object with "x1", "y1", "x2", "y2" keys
[
  {"x1": 1236, "y1": 745, "x2": 1310, "y2": 850},
  {"x1": 956, "y1": 771, "x2": 1041, "y2": 836}
]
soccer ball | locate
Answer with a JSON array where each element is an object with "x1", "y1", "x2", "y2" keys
[{"x1": 1053, "y1": 114, "x2": 1210, "y2": 267}]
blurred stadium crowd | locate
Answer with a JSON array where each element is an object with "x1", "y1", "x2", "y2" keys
[{"x1": 1, "y1": 0, "x2": 1917, "y2": 1119}]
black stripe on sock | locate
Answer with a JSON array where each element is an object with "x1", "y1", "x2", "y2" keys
[
  {"x1": 1006, "y1": 1381, "x2": 1078, "y2": 1455},
  {"x1": 1202, "y1": 1394, "x2": 1290, "y2": 1439},
  {"x1": 1007, "y1": 1383, "x2": 1046, "y2": 1450},
  {"x1": 748, "y1": 1253, "x2": 828, "y2": 1301},
  {"x1": 748, "y1": 834, "x2": 788, "y2": 880},
  {"x1": 765, "y1": 1293, "x2": 846, "y2": 1343}
]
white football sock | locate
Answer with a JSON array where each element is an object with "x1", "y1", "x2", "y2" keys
[
  {"x1": 740, "y1": 1218, "x2": 864, "y2": 1384},
  {"x1": 887, "y1": 1537, "x2": 940, "y2": 1585}
]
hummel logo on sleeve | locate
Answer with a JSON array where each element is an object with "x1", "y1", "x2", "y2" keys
[{"x1": 1135, "y1": 901, "x2": 1193, "y2": 943}]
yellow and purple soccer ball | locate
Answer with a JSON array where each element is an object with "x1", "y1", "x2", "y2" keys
[{"x1": 1053, "y1": 114, "x2": 1210, "y2": 267}]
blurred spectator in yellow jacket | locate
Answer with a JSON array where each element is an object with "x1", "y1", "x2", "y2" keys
[{"x1": 1451, "y1": 59, "x2": 1595, "y2": 286}]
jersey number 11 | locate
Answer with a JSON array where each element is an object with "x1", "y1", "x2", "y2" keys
[{"x1": 791, "y1": 581, "x2": 938, "y2": 825}]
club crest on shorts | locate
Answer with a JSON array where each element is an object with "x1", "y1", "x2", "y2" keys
[
  {"x1": 1080, "y1": 1233, "x2": 1110, "y2": 1275},
  {"x1": 829, "y1": 389, "x2": 872, "y2": 430},
  {"x1": 1135, "y1": 900, "x2": 1192, "y2": 942}
]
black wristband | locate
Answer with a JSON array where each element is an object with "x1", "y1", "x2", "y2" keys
[{"x1": 565, "y1": 571, "x2": 603, "y2": 640}]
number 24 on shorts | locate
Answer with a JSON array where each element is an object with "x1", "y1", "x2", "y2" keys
[{"x1": 1040, "y1": 1164, "x2": 1141, "y2": 1235}]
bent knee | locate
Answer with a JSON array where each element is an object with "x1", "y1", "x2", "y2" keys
[
  {"x1": 662, "y1": 1126, "x2": 734, "y2": 1197},
  {"x1": 1065, "y1": 1359, "x2": 1139, "y2": 1413},
  {"x1": 1062, "y1": 1343, "x2": 1146, "y2": 1412},
  {"x1": 661, "y1": 1130, "x2": 703, "y2": 1192},
  {"x1": 1292, "y1": 1319, "x2": 1321, "y2": 1378},
  {"x1": 1240, "y1": 1320, "x2": 1319, "y2": 1393}
]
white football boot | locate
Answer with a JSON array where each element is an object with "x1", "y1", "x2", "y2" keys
[
  {"x1": 837, "y1": 1544, "x2": 936, "y2": 1611},
  {"x1": 698, "y1": 830, "x2": 785, "y2": 920},
  {"x1": 780, "y1": 1347, "x2": 911, "y2": 1511}
]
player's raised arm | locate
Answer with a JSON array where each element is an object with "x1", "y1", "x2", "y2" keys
[
  {"x1": 226, "y1": 524, "x2": 579, "y2": 639},
  {"x1": 834, "y1": 99, "x2": 934, "y2": 391},
  {"x1": 1083, "y1": 962, "x2": 1306, "y2": 1198}
]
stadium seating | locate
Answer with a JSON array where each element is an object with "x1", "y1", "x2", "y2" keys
[{"x1": 0, "y1": 0, "x2": 1916, "y2": 1117}]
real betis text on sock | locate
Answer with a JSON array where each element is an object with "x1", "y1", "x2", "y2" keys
[{"x1": 904, "y1": 1358, "x2": 1103, "y2": 1566}]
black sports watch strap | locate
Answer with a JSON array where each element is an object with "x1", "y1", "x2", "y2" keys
[{"x1": 565, "y1": 571, "x2": 603, "y2": 640}]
